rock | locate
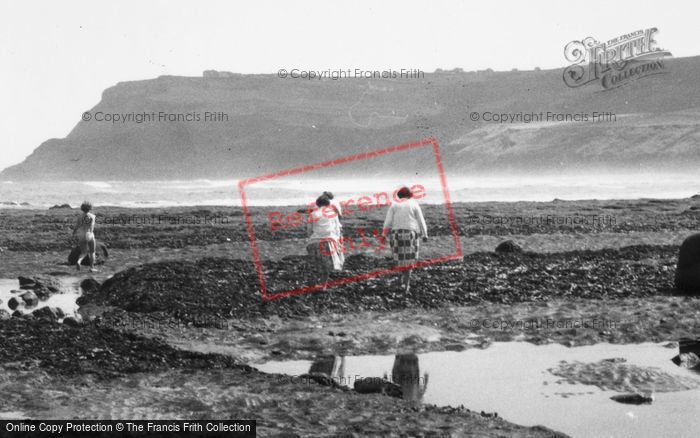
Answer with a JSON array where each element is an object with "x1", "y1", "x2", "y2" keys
[
  {"x1": 80, "y1": 278, "x2": 101, "y2": 293},
  {"x1": 18, "y1": 276, "x2": 35, "y2": 286},
  {"x1": 32, "y1": 284, "x2": 54, "y2": 300},
  {"x1": 679, "y1": 338, "x2": 700, "y2": 356},
  {"x1": 8, "y1": 297, "x2": 22, "y2": 310},
  {"x1": 495, "y1": 240, "x2": 523, "y2": 254},
  {"x1": 672, "y1": 339, "x2": 700, "y2": 370},
  {"x1": 49, "y1": 203, "x2": 72, "y2": 209},
  {"x1": 62, "y1": 315, "x2": 83, "y2": 327},
  {"x1": 601, "y1": 357, "x2": 627, "y2": 364},
  {"x1": 20, "y1": 291, "x2": 39, "y2": 308},
  {"x1": 68, "y1": 242, "x2": 109, "y2": 266},
  {"x1": 674, "y1": 233, "x2": 700, "y2": 294},
  {"x1": 10, "y1": 289, "x2": 23, "y2": 294},
  {"x1": 17, "y1": 276, "x2": 66, "y2": 300},
  {"x1": 444, "y1": 343, "x2": 466, "y2": 351},
  {"x1": 35, "y1": 276, "x2": 66, "y2": 290},
  {"x1": 11, "y1": 310, "x2": 23, "y2": 318},
  {"x1": 298, "y1": 372, "x2": 337, "y2": 387},
  {"x1": 354, "y1": 378, "x2": 403, "y2": 398},
  {"x1": 691, "y1": 194, "x2": 700, "y2": 200},
  {"x1": 76, "y1": 304, "x2": 106, "y2": 322},
  {"x1": 32, "y1": 307, "x2": 60, "y2": 322},
  {"x1": 0, "y1": 309, "x2": 10, "y2": 320},
  {"x1": 676, "y1": 352, "x2": 700, "y2": 370},
  {"x1": 610, "y1": 393, "x2": 654, "y2": 405}
]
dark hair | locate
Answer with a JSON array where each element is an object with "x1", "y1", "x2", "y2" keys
[
  {"x1": 80, "y1": 201, "x2": 93, "y2": 212},
  {"x1": 322, "y1": 191, "x2": 334, "y2": 200},
  {"x1": 397, "y1": 187, "x2": 412, "y2": 199},
  {"x1": 316, "y1": 195, "x2": 331, "y2": 207}
]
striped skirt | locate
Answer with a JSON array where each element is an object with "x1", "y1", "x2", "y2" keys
[{"x1": 389, "y1": 230, "x2": 420, "y2": 266}]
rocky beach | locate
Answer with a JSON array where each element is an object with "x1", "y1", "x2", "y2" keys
[
  {"x1": 1, "y1": 198, "x2": 699, "y2": 436},
  {"x1": 4, "y1": 2, "x2": 700, "y2": 435}
]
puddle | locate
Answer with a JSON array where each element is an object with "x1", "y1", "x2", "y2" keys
[
  {"x1": 0, "y1": 278, "x2": 82, "y2": 320},
  {"x1": 257, "y1": 342, "x2": 700, "y2": 438},
  {"x1": 0, "y1": 411, "x2": 27, "y2": 420}
]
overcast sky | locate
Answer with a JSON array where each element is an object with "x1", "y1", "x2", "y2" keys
[{"x1": 1, "y1": 0, "x2": 697, "y2": 172}]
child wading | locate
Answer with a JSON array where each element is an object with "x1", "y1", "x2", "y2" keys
[{"x1": 72, "y1": 201, "x2": 97, "y2": 272}]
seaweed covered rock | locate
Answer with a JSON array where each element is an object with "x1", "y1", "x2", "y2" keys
[
  {"x1": 68, "y1": 242, "x2": 109, "y2": 266},
  {"x1": 676, "y1": 352, "x2": 700, "y2": 370},
  {"x1": 49, "y1": 204, "x2": 72, "y2": 210},
  {"x1": 32, "y1": 306, "x2": 61, "y2": 322},
  {"x1": 674, "y1": 233, "x2": 700, "y2": 294},
  {"x1": 80, "y1": 278, "x2": 101, "y2": 294},
  {"x1": 20, "y1": 291, "x2": 39, "y2": 308},
  {"x1": 80, "y1": 246, "x2": 677, "y2": 320},
  {"x1": 671, "y1": 338, "x2": 700, "y2": 371},
  {"x1": 8, "y1": 297, "x2": 22, "y2": 310},
  {"x1": 354, "y1": 378, "x2": 402, "y2": 398},
  {"x1": 62, "y1": 315, "x2": 83, "y2": 327},
  {"x1": 610, "y1": 393, "x2": 654, "y2": 405},
  {"x1": 15, "y1": 275, "x2": 66, "y2": 300},
  {"x1": 495, "y1": 240, "x2": 522, "y2": 254},
  {"x1": 0, "y1": 318, "x2": 242, "y2": 378},
  {"x1": 83, "y1": 258, "x2": 262, "y2": 318},
  {"x1": 18, "y1": 276, "x2": 35, "y2": 286}
]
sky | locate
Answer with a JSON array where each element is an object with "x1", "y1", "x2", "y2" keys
[{"x1": 1, "y1": 0, "x2": 698, "y2": 172}]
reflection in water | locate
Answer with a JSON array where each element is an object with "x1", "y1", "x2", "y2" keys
[
  {"x1": 308, "y1": 355, "x2": 345, "y2": 381},
  {"x1": 259, "y1": 343, "x2": 700, "y2": 438},
  {"x1": 387, "y1": 353, "x2": 429, "y2": 402},
  {"x1": 307, "y1": 353, "x2": 429, "y2": 401}
]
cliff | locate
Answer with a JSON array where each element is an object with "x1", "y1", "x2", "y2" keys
[{"x1": 2, "y1": 57, "x2": 699, "y2": 180}]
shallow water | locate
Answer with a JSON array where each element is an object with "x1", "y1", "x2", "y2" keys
[
  {"x1": 0, "y1": 278, "x2": 81, "y2": 319},
  {"x1": 257, "y1": 342, "x2": 700, "y2": 438}
]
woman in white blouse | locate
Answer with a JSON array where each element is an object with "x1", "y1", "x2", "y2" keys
[
  {"x1": 383, "y1": 186, "x2": 428, "y2": 292},
  {"x1": 306, "y1": 195, "x2": 344, "y2": 288}
]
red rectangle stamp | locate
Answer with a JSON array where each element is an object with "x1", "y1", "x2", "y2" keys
[{"x1": 238, "y1": 138, "x2": 462, "y2": 301}]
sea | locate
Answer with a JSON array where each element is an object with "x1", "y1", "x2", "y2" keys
[{"x1": 1, "y1": 173, "x2": 699, "y2": 208}]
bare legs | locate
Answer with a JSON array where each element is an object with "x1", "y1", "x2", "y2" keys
[
  {"x1": 76, "y1": 243, "x2": 87, "y2": 272},
  {"x1": 88, "y1": 239, "x2": 96, "y2": 271},
  {"x1": 320, "y1": 267, "x2": 330, "y2": 290},
  {"x1": 400, "y1": 269, "x2": 412, "y2": 292},
  {"x1": 76, "y1": 238, "x2": 97, "y2": 272}
]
